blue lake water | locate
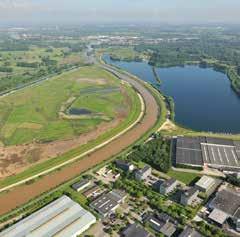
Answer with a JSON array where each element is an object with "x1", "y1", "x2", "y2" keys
[{"x1": 103, "y1": 55, "x2": 240, "y2": 134}]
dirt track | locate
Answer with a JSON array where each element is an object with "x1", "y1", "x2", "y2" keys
[{"x1": 0, "y1": 64, "x2": 160, "y2": 216}]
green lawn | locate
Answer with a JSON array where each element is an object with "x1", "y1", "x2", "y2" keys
[
  {"x1": 167, "y1": 169, "x2": 201, "y2": 185},
  {"x1": 0, "y1": 66, "x2": 128, "y2": 145}
]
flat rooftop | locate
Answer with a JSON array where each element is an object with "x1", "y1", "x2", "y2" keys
[
  {"x1": 161, "y1": 178, "x2": 177, "y2": 188},
  {"x1": 0, "y1": 195, "x2": 96, "y2": 237},
  {"x1": 176, "y1": 137, "x2": 204, "y2": 166},
  {"x1": 201, "y1": 143, "x2": 240, "y2": 168},
  {"x1": 175, "y1": 136, "x2": 240, "y2": 170},
  {"x1": 71, "y1": 179, "x2": 90, "y2": 191},
  {"x1": 208, "y1": 208, "x2": 229, "y2": 225},
  {"x1": 121, "y1": 223, "x2": 151, "y2": 237},
  {"x1": 195, "y1": 175, "x2": 215, "y2": 190},
  {"x1": 90, "y1": 193, "x2": 119, "y2": 216},
  {"x1": 209, "y1": 188, "x2": 240, "y2": 217},
  {"x1": 234, "y1": 141, "x2": 240, "y2": 159}
]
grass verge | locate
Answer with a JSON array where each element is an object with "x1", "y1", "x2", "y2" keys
[{"x1": 167, "y1": 169, "x2": 201, "y2": 185}]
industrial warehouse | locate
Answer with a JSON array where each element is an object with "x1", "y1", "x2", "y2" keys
[
  {"x1": 175, "y1": 136, "x2": 240, "y2": 171},
  {"x1": 0, "y1": 196, "x2": 96, "y2": 237}
]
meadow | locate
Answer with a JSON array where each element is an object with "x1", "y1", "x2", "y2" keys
[{"x1": 0, "y1": 66, "x2": 128, "y2": 146}]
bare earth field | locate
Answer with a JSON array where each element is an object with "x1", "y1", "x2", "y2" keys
[
  {"x1": 0, "y1": 118, "x2": 121, "y2": 179},
  {"x1": 0, "y1": 65, "x2": 159, "y2": 216}
]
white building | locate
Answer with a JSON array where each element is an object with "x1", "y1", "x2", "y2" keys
[
  {"x1": 135, "y1": 165, "x2": 151, "y2": 181},
  {"x1": 195, "y1": 176, "x2": 216, "y2": 193},
  {"x1": 90, "y1": 190, "x2": 127, "y2": 217},
  {"x1": 0, "y1": 195, "x2": 96, "y2": 237},
  {"x1": 180, "y1": 187, "x2": 199, "y2": 206},
  {"x1": 159, "y1": 178, "x2": 178, "y2": 195},
  {"x1": 71, "y1": 179, "x2": 91, "y2": 192}
]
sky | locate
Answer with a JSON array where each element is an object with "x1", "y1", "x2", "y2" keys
[{"x1": 0, "y1": 0, "x2": 240, "y2": 26}]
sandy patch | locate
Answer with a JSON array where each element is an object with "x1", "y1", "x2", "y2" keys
[
  {"x1": 75, "y1": 78, "x2": 107, "y2": 85},
  {"x1": 0, "y1": 116, "x2": 124, "y2": 179},
  {"x1": 158, "y1": 119, "x2": 177, "y2": 132},
  {"x1": 18, "y1": 123, "x2": 43, "y2": 130}
]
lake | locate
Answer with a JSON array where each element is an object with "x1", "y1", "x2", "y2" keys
[{"x1": 103, "y1": 55, "x2": 240, "y2": 134}]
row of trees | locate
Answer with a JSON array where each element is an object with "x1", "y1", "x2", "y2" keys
[{"x1": 0, "y1": 67, "x2": 13, "y2": 72}]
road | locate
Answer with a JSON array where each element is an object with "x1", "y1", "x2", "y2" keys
[{"x1": 0, "y1": 62, "x2": 160, "y2": 216}]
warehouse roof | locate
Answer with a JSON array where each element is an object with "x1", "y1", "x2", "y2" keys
[
  {"x1": 0, "y1": 195, "x2": 96, "y2": 237},
  {"x1": 108, "y1": 189, "x2": 127, "y2": 203},
  {"x1": 201, "y1": 143, "x2": 240, "y2": 168},
  {"x1": 90, "y1": 190, "x2": 126, "y2": 216},
  {"x1": 176, "y1": 137, "x2": 204, "y2": 166},
  {"x1": 121, "y1": 223, "x2": 151, "y2": 237},
  {"x1": 195, "y1": 176, "x2": 215, "y2": 190},
  {"x1": 83, "y1": 185, "x2": 100, "y2": 198},
  {"x1": 90, "y1": 194, "x2": 118, "y2": 216},
  {"x1": 234, "y1": 207, "x2": 240, "y2": 219},
  {"x1": 71, "y1": 179, "x2": 90, "y2": 191},
  {"x1": 208, "y1": 209, "x2": 229, "y2": 225},
  {"x1": 175, "y1": 136, "x2": 240, "y2": 171},
  {"x1": 209, "y1": 189, "x2": 240, "y2": 217},
  {"x1": 206, "y1": 137, "x2": 234, "y2": 146}
]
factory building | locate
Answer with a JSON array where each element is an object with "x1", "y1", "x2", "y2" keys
[
  {"x1": 208, "y1": 188, "x2": 240, "y2": 231},
  {"x1": 90, "y1": 189, "x2": 126, "y2": 217},
  {"x1": 0, "y1": 195, "x2": 96, "y2": 237},
  {"x1": 175, "y1": 136, "x2": 240, "y2": 172}
]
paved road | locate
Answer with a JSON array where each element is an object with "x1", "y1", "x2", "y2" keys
[{"x1": 0, "y1": 63, "x2": 160, "y2": 216}]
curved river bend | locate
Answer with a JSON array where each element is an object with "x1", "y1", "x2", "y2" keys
[{"x1": 104, "y1": 55, "x2": 240, "y2": 134}]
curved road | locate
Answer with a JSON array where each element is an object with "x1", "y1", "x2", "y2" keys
[{"x1": 0, "y1": 63, "x2": 160, "y2": 216}]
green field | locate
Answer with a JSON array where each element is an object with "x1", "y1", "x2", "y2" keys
[
  {"x1": 0, "y1": 42, "x2": 87, "y2": 93},
  {"x1": 0, "y1": 65, "x2": 142, "y2": 188},
  {"x1": 0, "y1": 66, "x2": 129, "y2": 146},
  {"x1": 167, "y1": 169, "x2": 201, "y2": 185},
  {"x1": 103, "y1": 46, "x2": 146, "y2": 61}
]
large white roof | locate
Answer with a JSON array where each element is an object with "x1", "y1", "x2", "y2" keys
[
  {"x1": 0, "y1": 195, "x2": 96, "y2": 237},
  {"x1": 195, "y1": 175, "x2": 215, "y2": 189}
]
